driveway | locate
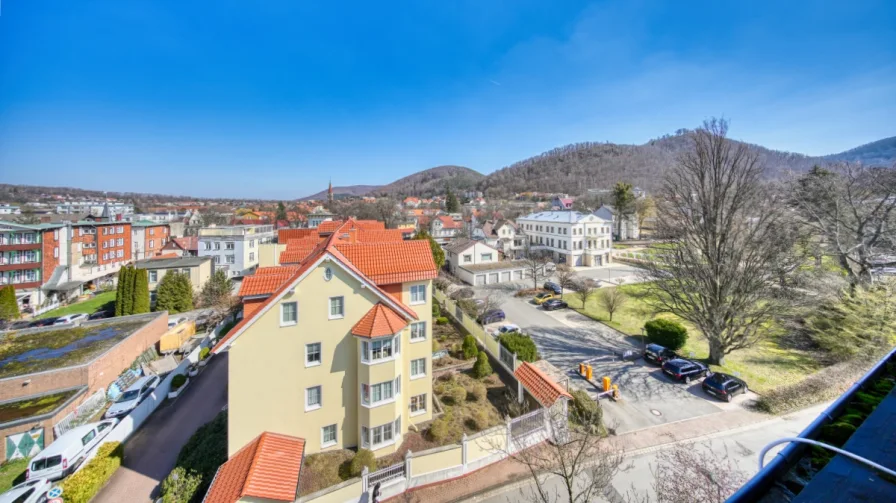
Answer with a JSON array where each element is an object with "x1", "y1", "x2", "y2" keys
[
  {"x1": 93, "y1": 353, "x2": 228, "y2": 503},
  {"x1": 475, "y1": 284, "x2": 750, "y2": 434}
]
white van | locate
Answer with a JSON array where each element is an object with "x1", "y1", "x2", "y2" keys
[
  {"x1": 26, "y1": 420, "x2": 116, "y2": 481},
  {"x1": 53, "y1": 313, "x2": 89, "y2": 326}
]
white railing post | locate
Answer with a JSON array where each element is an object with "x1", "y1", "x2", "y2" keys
[
  {"x1": 461, "y1": 433, "x2": 468, "y2": 470},
  {"x1": 361, "y1": 466, "x2": 369, "y2": 493},
  {"x1": 505, "y1": 415, "x2": 514, "y2": 454},
  {"x1": 517, "y1": 379, "x2": 524, "y2": 404},
  {"x1": 404, "y1": 449, "x2": 413, "y2": 490}
]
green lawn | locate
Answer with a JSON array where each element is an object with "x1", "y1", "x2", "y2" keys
[
  {"x1": 36, "y1": 291, "x2": 116, "y2": 319},
  {"x1": 564, "y1": 284, "x2": 819, "y2": 394},
  {"x1": 0, "y1": 458, "x2": 28, "y2": 493}
]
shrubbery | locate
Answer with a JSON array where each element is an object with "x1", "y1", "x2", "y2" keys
[
  {"x1": 61, "y1": 442, "x2": 123, "y2": 503},
  {"x1": 753, "y1": 359, "x2": 872, "y2": 414},
  {"x1": 570, "y1": 389, "x2": 602, "y2": 428},
  {"x1": 498, "y1": 332, "x2": 538, "y2": 362},
  {"x1": 644, "y1": 319, "x2": 688, "y2": 350},
  {"x1": 432, "y1": 303, "x2": 441, "y2": 318},
  {"x1": 199, "y1": 347, "x2": 210, "y2": 360},
  {"x1": 472, "y1": 408, "x2": 491, "y2": 429},
  {"x1": 171, "y1": 374, "x2": 187, "y2": 389},
  {"x1": 429, "y1": 412, "x2": 463, "y2": 444},
  {"x1": 472, "y1": 351, "x2": 492, "y2": 379},
  {"x1": 465, "y1": 377, "x2": 487, "y2": 402},
  {"x1": 436, "y1": 317, "x2": 449, "y2": 325},
  {"x1": 446, "y1": 385, "x2": 467, "y2": 405},
  {"x1": 159, "y1": 467, "x2": 202, "y2": 503},
  {"x1": 349, "y1": 449, "x2": 376, "y2": 477},
  {"x1": 159, "y1": 411, "x2": 227, "y2": 502},
  {"x1": 462, "y1": 335, "x2": 478, "y2": 359}
]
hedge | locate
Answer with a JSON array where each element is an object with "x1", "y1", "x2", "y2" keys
[
  {"x1": 498, "y1": 332, "x2": 539, "y2": 362},
  {"x1": 61, "y1": 442, "x2": 123, "y2": 503},
  {"x1": 644, "y1": 318, "x2": 688, "y2": 350},
  {"x1": 159, "y1": 410, "x2": 228, "y2": 502},
  {"x1": 349, "y1": 449, "x2": 376, "y2": 477}
]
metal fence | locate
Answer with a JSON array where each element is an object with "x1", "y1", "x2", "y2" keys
[
  {"x1": 510, "y1": 408, "x2": 545, "y2": 439},
  {"x1": 367, "y1": 462, "x2": 406, "y2": 487},
  {"x1": 53, "y1": 388, "x2": 107, "y2": 437}
]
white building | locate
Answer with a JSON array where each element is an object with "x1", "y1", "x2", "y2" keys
[
  {"x1": 594, "y1": 205, "x2": 640, "y2": 241},
  {"x1": 430, "y1": 215, "x2": 463, "y2": 245},
  {"x1": 478, "y1": 220, "x2": 527, "y2": 259},
  {"x1": 0, "y1": 204, "x2": 21, "y2": 215},
  {"x1": 516, "y1": 211, "x2": 613, "y2": 267},
  {"x1": 306, "y1": 206, "x2": 335, "y2": 228},
  {"x1": 198, "y1": 224, "x2": 274, "y2": 278},
  {"x1": 444, "y1": 238, "x2": 529, "y2": 286}
]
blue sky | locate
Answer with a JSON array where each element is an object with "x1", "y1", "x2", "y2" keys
[{"x1": 1, "y1": 0, "x2": 894, "y2": 199}]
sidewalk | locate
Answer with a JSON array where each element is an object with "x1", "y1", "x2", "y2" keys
[{"x1": 396, "y1": 407, "x2": 769, "y2": 503}]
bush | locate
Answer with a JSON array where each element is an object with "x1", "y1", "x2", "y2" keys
[
  {"x1": 436, "y1": 317, "x2": 449, "y2": 325},
  {"x1": 171, "y1": 374, "x2": 187, "y2": 390},
  {"x1": 472, "y1": 408, "x2": 491, "y2": 429},
  {"x1": 160, "y1": 410, "x2": 228, "y2": 502},
  {"x1": 644, "y1": 319, "x2": 688, "y2": 350},
  {"x1": 432, "y1": 339, "x2": 440, "y2": 352},
  {"x1": 462, "y1": 335, "x2": 478, "y2": 359},
  {"x1": 432, "y1": 303, "x2": 441, "y2": 317},
  {"x1": 446, "y1": 385, "x2": 467, "y2": 405},
  {"x1": 159, "y1": 467, "x2": 202, "y2": 503},
  {"x1": 465, "y1": 378, "x2": 487, "y2": 402},
  {"x1": 472, "y1": 351, "x2": 493, "y2": 379},
  {"x1": 199, "y1": 347, "x2": 210, "y2": 361},
  {"x1": 61, "y1": 442, "x2": 123, "y2": 503},
  {"x1": 349, "y1": 449, "x2": 377, "y2": 477},
  {"x1": 429, "y1": 414, "x2": 463, "y2": 444},
  {"x1": 498, "y1": 332, "x2": 538, "y2": 362},
  {"x1": 570, "y1": 389, "x2": 602, "y2": 427}
]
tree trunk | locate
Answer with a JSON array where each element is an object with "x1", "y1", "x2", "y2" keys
[{"x1": 708, "y1": 340, "x2": 725, "y2": 366}]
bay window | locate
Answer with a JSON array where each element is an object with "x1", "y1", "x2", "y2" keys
[
  {"x1": 361, "y1": 417, "x2": 402, "y2": 449},
  {"x1": 361, "y1": 376, "x2": 401, "y2": 407},
  {"x1": 360, "y1": 336, "x2": 400, "y2": 363}
]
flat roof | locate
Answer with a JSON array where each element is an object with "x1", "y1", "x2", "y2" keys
[
  {"x1": 460, "y1": 260, "x2": 529, "y2": 272},
  {"x1": 134, "y1": 256, "x2": 212, "y2": 269}
]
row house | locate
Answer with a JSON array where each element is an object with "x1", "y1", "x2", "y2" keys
[
  {"x1": 0, "y1": 222, "x2": 63, "y2": 312},
  {"x1": 516, "y1": 211, "x2": 613, "y2": 267}
]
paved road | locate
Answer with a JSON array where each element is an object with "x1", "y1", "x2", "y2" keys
[
  {"x1": 94, "y1": 353, "x2": 228, "y2": 503},
  {"x1": 475, "y1": 402, "x2": 830, "y2": 503}
]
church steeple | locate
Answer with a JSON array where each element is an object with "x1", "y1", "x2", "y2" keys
[{"x1": 327, "y1": 179, "x2": 334, "y2": 206}]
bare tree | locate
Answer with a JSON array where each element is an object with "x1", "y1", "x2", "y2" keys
[
  {"x1": 571, "y1": 279, "x2": 597, "y2": 308},
  {"x1": 495, "y1": 401, "x2": 624, "y2": 503},
  {"x1": 645, "y1": 442, "x2": 749, "y2": 503},
  {"x1": 597, "y1": 288, "x2": 627, "y2": 321},
  {"x1": 554, "y1": 264, "x2": 577, "y2": 295},
  {"x1": 643, "y1": 118, "x2": 796, "y2": 365},
  {"x1": 520, "y1": 243, "x2": 553, "y2": 290},
  {"x1": 791, "y1": 163, "x2": 896, "y2": 288},
  {"x1": 199, "y1": 206, "x2": 229, "y2": 226},
  {"x1": 634, "y1": 195, "x2": 655, "y2": 233}
]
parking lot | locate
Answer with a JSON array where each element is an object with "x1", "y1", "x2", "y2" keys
[{"x1": 475, "y1": 266, "x2": 757, "y2": 434}]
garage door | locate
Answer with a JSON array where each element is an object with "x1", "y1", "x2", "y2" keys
[
  {"x1": 489, "y1": 273, "x2": 499, "y2": 284},
  {"x1": 475, "y1": 275, "x2": 486, "y2": 286},
  {"x1": 513, "y1": 270, "x2": 523, "y2": 280},
  {"x1": 501, "y1": 271, "x2": 511, "y2": 282}
]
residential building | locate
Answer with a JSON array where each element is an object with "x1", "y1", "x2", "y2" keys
[
  {"x1": 55, "y1": 201, "x2": 134, "y2": 216},
  {"x1": 199, "y1": 224, "x2": 274, "y2": 278},
  {"x1": 130, "y1": 221, "x2": 170, "y2": 260},
  {"x1": 212, "y1": 219, "x2": 438, "y2": 461},
  {"x1": 0, "y1": 222, "x2": 62, "y2": 312},
  {"x1": 444, "y1": 238, "x2": 529, "y2": 285},
  {"x1": 479, "y1": 220, "x2": 527, "y2": 259},
  {"x1": 0, "y1": 204, "x2": 21, "y2": 215},
  {"x1": 594, "y1": 205, "x2": 640, "y2": 240},
  {"x1": 430, "y1": 215, "x2": 463, "y2": 245},
  {"x1": 516, "y1": 211, "x2": 613, "y2": 267},
  {"x1": 307, "y1": 206, "x2": 335, "y2": 228},
  {"x1": 134, "y1": 256, "x2": 213, "y2": 301},
  {"x1": 444, "y1": 239, "x2": 498, "y2": 275},
  {"x1": 551, "y1": 195, "x2": 574, "y2": 210},
  {"x1": 160, "y1": 236, "x2": 199, "y2": 257}
]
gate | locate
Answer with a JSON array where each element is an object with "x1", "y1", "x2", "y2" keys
[
  {"x1": 367, "y1": 462, "x2": 406, "y2": 487},
  {"x1": 510, "y1": 408, "x2": 545, "y2": 439}
]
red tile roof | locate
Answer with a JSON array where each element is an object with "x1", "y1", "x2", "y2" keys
[
  {"x1": 514, "y1": 362, "x2": 572, "y2": 407},
  {"x1": 203, "y1": 432, "x2": 305, "y2": 503},
  {"x1": 256, "y1": 265, "x2": 299, "y2": 275},
  {"x1": 357, "y1": 229, "x2": 404, "y2": 242},
  {"x1": 333, "y1": 240, "x2": 438, "y2": 285},
  {"x1": 316, "y1": 220, "x2": 344, "y2": 233},
  {"x1": 435, "y1": 215, "x2": 463, "y2": 229},
  {"x1": 279, "y1": 248, "x2": 315, "y2": 264},
  {"x1": 239, "y1": 273, "x2": 294, "y2": 297},
  {"x1": 351, "y1": 303, "x2": 409, "y2": 338},
  {"x1": 278, "y1": 228, "x2": 319, "y2": 242},
  {"x1": 286, "y1": 237, "x2": 320, "y2": 249},
  {"x1": 173, "y1": 236, "x2": 198, "y2": 252}
]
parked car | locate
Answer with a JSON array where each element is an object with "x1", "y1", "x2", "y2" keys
[
  {"x1": 661, "y1": 359, "x2": 709, "y2": 383},
  {"x1": 702, "y1": 372, "x2": 748, "y2": 402},
  {"x1": 1, "y1": 320, "x2": 31, "y2": 331},
  {"x1": 104, "y1": 375, "x2": 161, "y2": 419},
  {"x1": 643, "y1": 343, "x2": 679, "y2": 365},
  {"x1": 53, "y1": 313, "x2": 88, "y2": 326},
  {"x1": 533, "y1": 292, "x2": 556, "y2": 305},
  {"x1": 543, "y1": 282, "x2": 562, "y2": 295},
  {"x1": 167, "y1": 316, "x2": 187, "y2": 329},
  {"x1": 31, "y1": 317, "x2": 59, "y2": 327},
  {"x1": 27, "y1": 420, "x2": 116, "y2": 481},
  {"x1": 498, "y1": 323, "x2": 520, "y2": 333},
  {"x1": 479, "y1": 309, "x2": 505, "y2": 325},
  {"x1": 0, "y1": 478, "x2": 52, "y2": 503},
  {"x1": 88, "y1": 310, "x2": 112, "y2": 321},
  {"x1": 542, "y1": 299, "x2": 569, "y2": 311}
]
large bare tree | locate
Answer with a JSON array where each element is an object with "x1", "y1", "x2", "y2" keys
[
  {"x1": 791, "y1": 163, "x2": 896, "y2": 288},
  {"x1": 643, "y1": 118, "x2": 794, "y2": 365},
  {"x1": 554, "y1": 264, "x2": 577, "y2": 295},
  {"x1": 520, "y1": 243, "x2": 553, "y2": 290}
]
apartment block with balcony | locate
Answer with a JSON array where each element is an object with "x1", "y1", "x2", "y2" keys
[
  {"x1": 516, "y1": 211, "x2": 614, "y2": 267},
  {"x1": 130, "y1": 221, "x2": 170, "y2": 260},
  {"x1": 199, "y1": 224, "x2": 274, "y2": 278},
  {"x1": 213, "y1": 219, "x2": 438, "y2": 458}
]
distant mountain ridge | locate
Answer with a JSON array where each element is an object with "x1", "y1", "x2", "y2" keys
[
  {"x1": 825, "y1": 136, "x2": 896, "y2": 166},
  {"x1": 300, "y1": 185, "x2": 383, "y2": 201}
]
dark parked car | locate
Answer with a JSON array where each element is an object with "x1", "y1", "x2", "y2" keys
[
  {"x1": 31, "y1": 317, "x2": 59, "y2": 327},
  {"x1": 88, "y1": 310, "x2": 112, "y2": 321},
  {"x1": 479, "y1": 309, "x2": 505, "y2": 324},
  {"x1": 662, "y1": 358, "x2": 709, "y2": 383},
  {"x1": 702, "y1": 372, "x2": 748, "y2": 402},
  {"x1": 543, "y1": 282, "x2": 562, "y2": 295},
  {"x1": 542, "y1": 299, "x2": 569, "y2": 311},
  {"x1": 644, "y1": 343, "x2": 679, "y2": 365}
]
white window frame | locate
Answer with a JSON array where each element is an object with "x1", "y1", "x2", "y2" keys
[
  {"x1": 361, "y1": 336, "x2": 398, "y2": 364},
  {"x1": 328, "y1": 296, "x2": 344, "y2": 320},
  {"x1": 410, "y1": 393, "x2": 427, "y2": 416},
  {"x1": 410, "y1": 358, "x2": 426, "y2": 379},
  {"x1": 409, "y1": 321, "x2": 426, "y2": 342},
  {"x1": 149, "y1": 271, "x2": 158, "y2": 282},
  {"x1": 481, "y1": 253, "x2": 493, "y2": 262},
  {"x1": 368, "y1": 421, "x2": 397, "y2": 449},
  {"x1": 305, "y1": 342, "x2": 322, "y2": 367},
  {"x1": 249, "y1": 252, "x2": 255, "y2": 262},
  {"x1": 410, "y1": 284, "x2": 426, "y2": 305},
  {"x1": 321, "y1": 424, "x2": 337, "y2": 448},
  {"x1": 280, "y1": 301, "x2": 298, "y2": 327},
  {"x1": 305, "y1": 385, "x2": 322, "y2": 411},
  {"x1": 361, "y1": 426, "x2": 369, "y2": 448},
  {"x1": 361, "y1": 378, "x2": 399, "y2": 408}
]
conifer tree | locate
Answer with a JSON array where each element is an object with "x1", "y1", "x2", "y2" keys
[
  {"x1": 114, "y1": 268, "x2": 126, "y2": 316},
  {"x1": 121, "y1": 266, "x2": 136, "y2": 315},
  {"x1": 0, "y1": 285, "x2": 20, "y2": 322},
  {"x1": 132, "y1": 269, "x2": 151, "y2": 314}
]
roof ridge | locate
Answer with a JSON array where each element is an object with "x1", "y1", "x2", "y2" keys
[{"x1": 241, "y1": 432, "x2": 269, "y2": 498}]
